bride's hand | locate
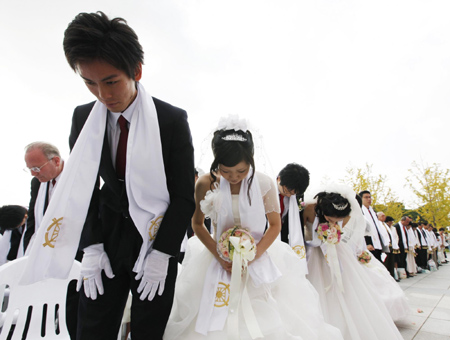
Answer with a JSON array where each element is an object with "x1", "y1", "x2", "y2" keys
[{"x1": 218, "y1": 257, "x2": 232, "y2": 272}]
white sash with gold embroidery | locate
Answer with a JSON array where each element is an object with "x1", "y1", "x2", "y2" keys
[
  {"x1": 288, "y1": 195, "x2": 307, "y2": 274},
  {"x1": 20, "y1": 83, "x2": 168, "y2": 284}
]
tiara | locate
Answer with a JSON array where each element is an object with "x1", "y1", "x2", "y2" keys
[
  {"x1": 222, "y1": 134, "x2": 247, "y2": 142},
  {"x1": 332, "y1": 202, "x2": 348, "y2": 211}
]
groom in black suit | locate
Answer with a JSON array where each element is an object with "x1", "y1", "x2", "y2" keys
[
  {"x1": 64, "y1": 12, "x2": 195, "y2": 340},
  {"x1": 394, "y1": 216, "x2": 412, "y2": 276},
  {"x1": 277, "y1": 163, "x2": 310, "y2": 243}
]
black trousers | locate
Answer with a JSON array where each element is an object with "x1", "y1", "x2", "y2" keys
[
  {"x1": 370, "y1": 249, "x2": 382, "y2": 262},
  {"x1": 77, "y1": 258, "x2": 177, "y2": 340},
  {"x1": 383, "y1": 251, "x2": 395, "y2": 279},
  {"x1": 416, "y1": 248, "x2": 428, "y2": 269},
  {"x1": 76, "y1": 215, "x2": 178, "y2": 340},
  {"x1": 397, "y1": 249, "x2": 407, "y2": 269}
]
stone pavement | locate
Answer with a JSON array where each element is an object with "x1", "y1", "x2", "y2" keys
[{"x1": 396, "y1": 262, "x2": 450, "y2": 339}]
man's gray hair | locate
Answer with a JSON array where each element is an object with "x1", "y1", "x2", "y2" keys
[{"x1": 25, "y1": 142, "x2": 61, "y2": 160}]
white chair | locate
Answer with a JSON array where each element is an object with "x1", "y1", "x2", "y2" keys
[
  {"x1": 0, "y1": 257, "x2": 80, "y2": 339},
  {"x1": 117, "y1": 292, "x2": 132, "y2": 340}
]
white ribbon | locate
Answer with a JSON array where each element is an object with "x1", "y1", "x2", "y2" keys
[
  {"x1": 230, "y1": 236, "x2": 256, "y2": 269},
  {"x1": 227, "y1": 236, "x2": 262, "y2": 340},
  {"x1": 320, "y1": 220, "x2": 345, "y2": 293},
  {"x1": 323, "y1": 243, "x2": 344, "y2": 293}
]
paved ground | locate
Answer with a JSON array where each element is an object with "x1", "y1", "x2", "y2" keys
[{"x1": 396, "y1": 262, "x2": 450, "y2": 339}]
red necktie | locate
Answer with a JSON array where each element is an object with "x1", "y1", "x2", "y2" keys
[
  {"x1": 116, "y1": 115, "x2": 129, "y2": 180},
  {"x1": 52, "y1": 179, "x2": 56, "y2": 186},
  {"x1": 279, "y1": 194, "x2": 285, "y2": 217}
]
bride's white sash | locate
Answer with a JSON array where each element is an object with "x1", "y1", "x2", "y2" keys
[{"x1": 20, "y1": 83, "x2": 169, "y2": 284}]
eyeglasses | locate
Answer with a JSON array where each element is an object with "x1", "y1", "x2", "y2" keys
[{"x1": 23, "y1": 158, "x2": 53, "y2": 174}]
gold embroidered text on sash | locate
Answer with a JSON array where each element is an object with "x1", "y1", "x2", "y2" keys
[
  {"x1": 214, "y1": 282, "x2": 230, "y2": 307},
  {"x1": 148, "y1": 215, "x2": 163, "y2": 241},
  {"x1": 42, "y1": 217, "x2": 63, "y2": 248},
  {"x1": 292, "y1": 245, "x2": 306, "y2": 259}
]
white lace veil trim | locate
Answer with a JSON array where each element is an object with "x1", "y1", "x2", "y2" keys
[{"x1": 304, "y1": 183, "x2": 366, "y2": 250}]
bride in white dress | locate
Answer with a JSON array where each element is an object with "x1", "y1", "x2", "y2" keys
[
  {"x1": 304, "y1": 185, "x2": 404, "y2": 340},
  {"x1": 164, "y1": 117, "x2": 342, "y2": 340}
]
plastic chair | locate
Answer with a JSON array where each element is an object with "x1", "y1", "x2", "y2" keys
[
  {"x1": 0, "y1": 257, "x2": 80, "y2": 339},
  {"x1": 117, "y1": 292, "x2": 132, "y2": 340}
]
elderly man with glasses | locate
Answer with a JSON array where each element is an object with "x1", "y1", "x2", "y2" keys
[
  {"x1": 23, "y1": 141, "x2": 80, "y2": 339},
  {"x1": 23, "y1": 141, "x2": 65, "y2": 250}
]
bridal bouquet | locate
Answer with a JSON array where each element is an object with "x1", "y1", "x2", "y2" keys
[
  {"x1": 357, "y1": 250, "x2": 371, "y2": 264},
  {"x1": 317, "y1": 222, "x2": 342, "y2": 244},
  {"x1": 298, "y1": 198, "x2": 306, "y2": 212},
  {"x1": 217, "y1": 226, "x2": 256, "y2": 263}
]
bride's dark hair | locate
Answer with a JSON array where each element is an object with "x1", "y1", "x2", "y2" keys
[
  {"x1": 210, "y1": 129, "x2": 255, "y2": 204},
  {"x1": 314, "y1": 192, "x2": 351, "y2": 224}
]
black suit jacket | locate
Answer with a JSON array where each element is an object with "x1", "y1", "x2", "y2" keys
[
  {"x1": 394, "y1": 222, "x2": 408, "y2": 253},
  {"x1": 23, "y1": 177, "x2": 41, "y2": 251},
  {"x1": 1, "y1": 226, "x2": 24, "y2": 261},
  {"x1": 280, "y1": 204, "x2": 305, "y2": 244},
  {"x1": 68, "y1": 98, "x2": 195, "y2": 259}
]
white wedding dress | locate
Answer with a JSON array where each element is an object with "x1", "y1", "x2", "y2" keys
[
  {"x1": 163, "y1": 172, "x2": 342, "y2": 339},
  {"x1": 358, "y1": 251, "x2": 410, "y2": 321},
  {"x1": 306, "y1": 217, "x2": 404, "y2": 340}
]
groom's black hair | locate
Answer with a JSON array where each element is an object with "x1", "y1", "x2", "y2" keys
[
  {"x1": 358, "y1": 190, "x2": 371, "y2": 197},
  {"x1": 63, "y1": 11, "x2": 144, "y2": 80},
  {"x1": 0, "y1": 205, "x2": 27, "y2": 231},
  {"x1": 385, "y1": 216, "x2": 394, "y2": 223},
  {"x1": 277, "y1": 163, "x2": 310, "y2": 198}
]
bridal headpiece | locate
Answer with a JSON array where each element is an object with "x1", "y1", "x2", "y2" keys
[
  {"x1": 216, "y1": 115, "x2": 248, "y2": 132},
  {"x1": 216, "y1": 115, "x2": 249, "y2": 142},
  {"x1": 222, "y1": 134, "x2": 247, "y2": 142},
  {"x1": 332, "y1": 202, "x2": 349, "y2": 211}
]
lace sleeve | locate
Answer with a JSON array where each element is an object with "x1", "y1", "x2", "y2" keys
[{"x1": 257, "y1": 172, "x2": 281, "y2": 214}]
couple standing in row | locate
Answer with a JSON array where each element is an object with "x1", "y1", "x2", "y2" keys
[{"x1": 24, "y1": 11, "x2": 404, "y2": 340}]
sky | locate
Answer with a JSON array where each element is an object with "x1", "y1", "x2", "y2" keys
[{"x1": 1, "y1": 0, "x2": 449, "y2": 209}]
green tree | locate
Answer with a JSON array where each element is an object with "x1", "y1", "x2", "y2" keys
[{"x1": 406, "y1": 162, "x2": 450, "y2": 227}]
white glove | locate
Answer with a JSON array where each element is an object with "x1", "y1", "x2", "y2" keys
[
  {"x1": 135, "y1": 250, "x2": 170, "y2": 301},
  {"x1": 76, "y1": 244, "x2": 115, "y2": 300}
]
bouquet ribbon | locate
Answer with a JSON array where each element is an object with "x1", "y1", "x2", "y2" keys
[
  {"x1": 227, "y1": 236, "x2": 263, "y2": 340},
  {"x1": 324, "y1": 244, "x2": 344, "y2": 293}
]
